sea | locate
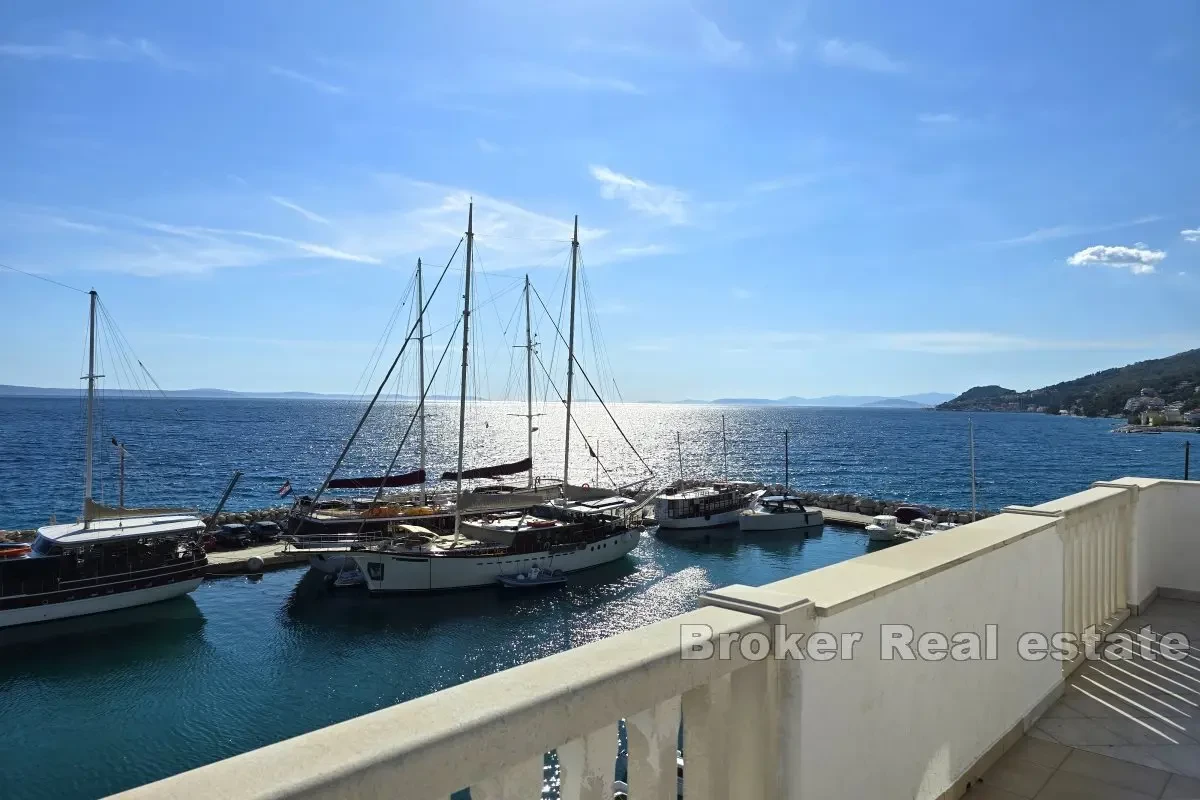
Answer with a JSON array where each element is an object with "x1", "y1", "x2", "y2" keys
[{"x1": 0, "y1": 398, "x2": 1193, "y2": 799}]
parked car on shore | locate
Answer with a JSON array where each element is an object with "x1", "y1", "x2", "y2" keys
[
  {"x1": 249, "y1": 520, "x2": 280, "y2": 543},
  {"x1": 215, "y1": 523, "x2": 252, "y2": 549}
]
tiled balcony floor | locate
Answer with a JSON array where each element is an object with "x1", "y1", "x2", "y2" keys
[{"x1": 977, "y1": 598, "x2": 1200, "y2": 799}]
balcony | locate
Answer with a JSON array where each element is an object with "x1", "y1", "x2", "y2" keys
[{"x1": 114, "y1": 477, "x2": 1200, "y2": 799}]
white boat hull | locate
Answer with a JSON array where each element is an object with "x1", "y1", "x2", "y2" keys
[
  {"x1": 867, "y1": 526, "x2": 896, "y2": 542},
  {"x1": 308, "y1": 553, "x2": 351, "y2": 574},
  {"x1": 0, "y1": 577, "x2": 203, "y2": 629},
  {"x1": 352, "y1": 530, "x2": 640, "y2": 593},
  {"x1": 655, "y1": 507, "x2": 745, "y2": 529},
  {"x1": 738, "y1": 509, "x2": 824, "y2": 532}
]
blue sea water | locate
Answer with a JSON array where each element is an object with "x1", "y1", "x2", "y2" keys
[{"x1": 0, "y1": 398, "x2": 1193, "y2": 799}]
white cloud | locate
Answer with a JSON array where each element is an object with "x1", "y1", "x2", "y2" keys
[
  {"x1": 0, "y1": 32, "x2": 188, "y2": 70},
  {"x1": 270, "y1": 196, "x2": 330, "y2": 225},
  {"x1": 995, "y1": 215, "x2": 1162, "y2": 246},
  {"x1": 918, "y1": 112, "x2": 959, "y2": 125},
  {"x1": 268, "y1": 66, "x2": 345, "y2": 95},
  {"x1": 817, "y1": 39, "x2": 905, "y2": 73},
  {"x1": 614, "y1": 244, "x2": 671, "y2": 258},
  {"x1": 476, "y1": 138, "x2": 500, "y2": 153},
  {"x1": 589, "y1": 165, "x2": 688, "y2": 225},
  {"x1": 1067, "y1": 244, "x2": 1165, "y2": 275},
  {"x1": 1183, "y1": 228, "x2": 1200, "y2": 242},
  {"x1": 501, "y1": 65, "x2": 643, "y2": 95},
  {"x1": 696, "y1": 16, "x2": 747, "y2": 66}
]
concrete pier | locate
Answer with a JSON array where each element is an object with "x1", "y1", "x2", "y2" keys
[{"x1": 204, "y1": 543, "x2": 307, "y2": 576}]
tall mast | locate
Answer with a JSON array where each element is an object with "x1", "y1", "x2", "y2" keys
[
  {"x1": 721, "y1": 414, "x2": 728, "y2": 480},
  {"x1": 454, "y1": 203, "x2": 475, "y2": 539},
  {"x1": 784, "y1": 429, "x2": 789, "y2": 495},
  {"x1": 562, "y1": 215, "x2": 579, "y2": 494},
  {"x1": 676, "y1": 432, "x2": 684, "y2": 482},
  {"x1": 416, "y1": 258, "x2": 427, "y2": 505},
  {"x1": 83, "y1": 289, "x2": 98, "y2": 526},
  {"x1": 524, "y1": 275, "x2": 534, "y2": 489},
  {"x1": 969, "y1": 418, "x2": 977, "y2": 521}
]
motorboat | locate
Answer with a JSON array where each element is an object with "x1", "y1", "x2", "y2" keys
[
  {"x1": 739, "y1": 494, "x2": 824, "y2": 532},
  {"x1": 866, "y1": 515, "x2": 899, "y2": 542},
  {"x1": 496, "y1": 564, "x2": 566, "y2": 589}
]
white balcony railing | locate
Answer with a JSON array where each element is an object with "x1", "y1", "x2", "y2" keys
[{"x1": 114, "y1": 478, "x2": 1200, "y2": 800}]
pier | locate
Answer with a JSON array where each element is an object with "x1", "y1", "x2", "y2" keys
[{"x1": 204, "y1": 543, "x2": 307, "y2": 576}]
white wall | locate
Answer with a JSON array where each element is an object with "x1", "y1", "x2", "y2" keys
[
  {"x1": 1131, "y1": 480, "x2": 1200, "y2": 601},
  {"x1": 781, "y1": 524, "x2": 1063, "y2": 799}
]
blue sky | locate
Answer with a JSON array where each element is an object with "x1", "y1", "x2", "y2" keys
[{"x1": 1, "y1": 0, "x2": 1198, "y2": 401}]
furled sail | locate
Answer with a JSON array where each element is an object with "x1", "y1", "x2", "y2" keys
[
  {"x1": 327, "y1": 469, "x2": 427, "y2": 490},
  {"x1": 440, "y1": 458, "x2": 532, "y2": 482},
  {"x1": 85, "y1": 499, "x2": 197, "y2": 519}
]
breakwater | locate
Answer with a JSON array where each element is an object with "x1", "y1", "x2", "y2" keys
[{"x1": 780, "y1": 489, "x2": 991, "y2": 524}]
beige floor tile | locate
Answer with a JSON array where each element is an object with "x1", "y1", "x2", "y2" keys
[
  {"x1": 1032, "y1": 770, "x2": 1156, "y2": 799},
  {"x1": 1058, "y1": 748, "x2": 1171, "y2": 796}
]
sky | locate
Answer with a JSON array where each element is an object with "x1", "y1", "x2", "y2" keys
[{"x1": 1, "y1": 0, "x2": 1198, "y2": 402}]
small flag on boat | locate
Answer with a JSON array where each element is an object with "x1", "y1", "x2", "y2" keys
[
  {"x1": 588, "y1": 444, "x2": 596, "y2": 459},
  {"x1": 278, "y1": 480, "x2": 292, "y2": 498}
]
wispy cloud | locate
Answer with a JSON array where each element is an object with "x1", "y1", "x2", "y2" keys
[
  {"x1": 1067, "y1": 244, "x2": 1165, "y2": 275},
  {"x1": 270, "y1": 196, "x2": 331, "y2": 225},
  {"x1": 0, "y1": 32, "x2": 189, "y2": 70},
  {"x1": 817, "y1": 39, "x2": 905, "y2": 74},
  {"x1": 501, "y1": 65, "x2": 643, "y2": 95},
  {"x1": 476, "y1": 138, "x2": 500, "y2": 154},
  {"x1": 995, "y1": 215, "x2": 1161, "y2": 246},
  {"x1": 1183, "y1": 227, "x2": 1200, "y2": 243},
  {"x1": 614, "y1": 244, "x2": 672, "y2": 259},
  {"x1": 918, "y1": 112, "x2": 959, "y2": 125},
  {"x1": 590, "y1": 165, "x2": 688, "y2": 225},
  {"x1": 696, "y1": 15, "x2": 747, "y2": 66},
  {"x1": 268, "y1": 66, "x2": 345, "y2": 95}
]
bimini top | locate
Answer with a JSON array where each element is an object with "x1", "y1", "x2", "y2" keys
[{"x1": 36, "y1": 514, "x2": 206, "y2": 545}]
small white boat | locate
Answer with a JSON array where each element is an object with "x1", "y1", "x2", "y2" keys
[
  {"x1": 331, "y1": 563, "x2": 366, "y2": 588},
  {"x1": 866, "y1": 514, "x2": 899, "y2": 541},
  {"x1": 495, "y1": 563, "x2": 566, "y2": 589},
  {"x1": 739, "y1": 495, "x2": 824, "y2": 531}
]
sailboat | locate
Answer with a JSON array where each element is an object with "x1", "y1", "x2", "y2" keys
[
  {"x1": 350, "y1": 206, "x2": 642, "y2": 593},
  {"x1": 0, "y1": 291, "x2": 208, "y2": 628},
  {"x1": 653, "y1": 422, "x2": 758, "y2": 529},
  {"x1": 738, "y1": 430, "x2": 824, "y2": 531}
]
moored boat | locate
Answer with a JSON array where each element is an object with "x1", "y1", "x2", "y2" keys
[{"x1": 738, "y1": 430, "x2": 823, "y2": 532}]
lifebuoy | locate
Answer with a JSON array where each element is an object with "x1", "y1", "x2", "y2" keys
[{"x1": 582, "y1": 483, "x2": 591, "y2": 490}]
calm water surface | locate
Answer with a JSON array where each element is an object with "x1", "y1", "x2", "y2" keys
[{"x1": 0, "y1": 399, "x2": 1192, "y2": 798}]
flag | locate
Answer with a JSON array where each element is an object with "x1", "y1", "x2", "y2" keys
[
  {"x1": 111, "y1": 437, "x2": 118, "y2": 447},
  {"x1": 588, "y1": 444, "x2": 596, "y2": 459},
  {"x1": 278, "y1": 480, "x2": 292, "y2": 498}
]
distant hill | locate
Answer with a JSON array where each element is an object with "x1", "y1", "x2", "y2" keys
[
  {"x1": 937, "y1": 349, "x2": 1200, "y2": 416},
  {"x1": 0, "y1": 385, "x2": 467, "y2": 401},
  {"x1": 863, "y1": 398, "x2": 928, "y2": 408},
  {"x1": 702, "y1": 393, "x2": 952, "y2": 407}
]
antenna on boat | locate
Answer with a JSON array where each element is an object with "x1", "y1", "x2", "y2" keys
[
  {"x1": 969, "y1": 417, "x2": 977, "y2": 521},
  {"x1": 721, "y1": 414, "x2": 728, "y2": 481},
  {"x1": 416, "y1": 258, "x2": 427, "y2": 505},
  {"x1": 676, "y1": 431, "x2": 684, "y2": 482},
  {"x1": 453, "y1": 202, "x2": 475, "y2": 541},
  {"x1": 83, "y1": 289, "x2": 98, "y2": 528},
  {"x1": 562, "y1": 215, "x2": 580, "y2": 497}
]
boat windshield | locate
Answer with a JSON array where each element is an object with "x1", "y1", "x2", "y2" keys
[{"x1": 30, "y1": 535, "x2": 62, "y2": 557}]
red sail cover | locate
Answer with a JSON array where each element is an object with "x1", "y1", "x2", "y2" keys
[
  {"x1": 440, "y1": 458, "x2": 532, "y2": 482},
  {"x1": 327, "y1": 469, "x2": 427, "y2": 490}
]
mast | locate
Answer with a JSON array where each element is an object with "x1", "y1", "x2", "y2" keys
[
  {"x1": 454, "y1": 203, "x2": 475, "y2": 539},
  {"x1": 676, "y1": 432, "x2": 684, "y2": 482},
  {"x1": 562, "y1": 215, "x2": 579, "y2": 494},
  {"x1": 721, "y1": 414, "x2": 728, "y2": 480},
  {"x1": 969, "y1": 418, "x2": 977, "y2": 521},
  {"x1": 83, "y1": 289, "x2": 98, "y2": 526},
  {"x1": 416, "y1": 258, "x2": 427, "y2": 505},
  {"x1": 784, "y1": 429, "x2": 789, "y2": 495},
  {"x1": 524, "y1": 274, "x2": 534, "y2": 489}
]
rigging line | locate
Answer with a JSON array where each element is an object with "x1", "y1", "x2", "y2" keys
[
  {"x1": 530, "y1": 283, "x2": 655, "y2": 479},
  {"x1": 0, "y1": 261, "x2": 89, "y2": 294},
  {"x1": 532, "y1": 348, "x2": 619, "y2": 489},
  {"x1": 473, "y1": 233, "x2": 571, "y2": 243},
  {"x1": 97, "y1": 305, "x2": 152, "y2": 402},
  {"x1": 310, "y1": 237, "x2": 463, "y2": 505},
  {"x1": 97, "y1": 299, "x2": 168, "y2": 399},
  {"x1": 351, "y1": 270, "x2": 417, "y2": 401}
]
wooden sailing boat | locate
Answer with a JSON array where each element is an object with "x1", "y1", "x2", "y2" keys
[{"x1": 0, "y1": 291, "x2": 208, "y2": 628}]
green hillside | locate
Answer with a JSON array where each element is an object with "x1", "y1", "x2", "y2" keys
[{"x1": 938, "y1": 349, "x2": 1200, "y2": 416}]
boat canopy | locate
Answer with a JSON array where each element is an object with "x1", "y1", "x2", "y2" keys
[
  {"x1": 441, "y1": 458, "x2": 532, "y2": 482},
  {"x1": 36, "y1": 514, "x2": 205, "y2": 545},
  {"x1": 327, "y1": 469, "x2": 427, "y2": 490}
]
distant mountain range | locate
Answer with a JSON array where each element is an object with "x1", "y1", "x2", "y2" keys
[
  {"x1": 0, "y1": 385, "x2": 469, "y2": 401},
  {"x1": 670, "y1": 393, "x2": 954, "y2": 408},
  {"x1": 937, "y1": 348, "x2": 1200, "y2": 417}
]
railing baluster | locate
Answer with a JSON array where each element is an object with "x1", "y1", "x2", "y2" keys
[
  {"x1": 681, "y1": 673, "x2": 732, "y2": 800},
  {"x1": 470, "y1": 755, "x2": 543, "y2": 800},
  {"x1": 628, "y1": 697, "x2": 681, "y2": 800},
  {"x1": 728, "y1": 659, "x2": 779, "y2": 799},
  {"x1": 1073, "y1": 530, "x2": 1084, "y2": 637},
  {"x1": 558, "y1": 724, "x2": 618, "y2": 800},
  {"x1": 1063, "y1": 524, "x2": 1076, "y2": 646}
]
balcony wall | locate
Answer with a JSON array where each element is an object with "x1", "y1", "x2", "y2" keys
[{"x1": 113, "y1": 478, "x2": 1200, "y2": 800}]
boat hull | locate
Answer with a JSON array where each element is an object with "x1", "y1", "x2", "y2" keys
[
  {"x1": 352, "y1": 530, "x2": 641, "y2": 593},
  {"x1": 655, "y1": 507, "x2": 744, "y2": 529},
  {"x1": 307, "y1": 553, "x2": 351, "y2": 574},
  {"x1": 0, "y1": 575, "x2": 203, "y2": 629},
  {"x1": 738, "y1": 509, "x2": 824, "y2": 532}
]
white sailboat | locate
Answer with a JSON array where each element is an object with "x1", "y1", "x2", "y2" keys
[
  {"x1": 738, "y1": 430, "x2": 823, "y2": 532},
  {"x1": 0, "y1": 291, "x2": 208, "y2": 628},
  {"x1": 352, "y1": 208, "x2": 642, "y2": 593}
]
